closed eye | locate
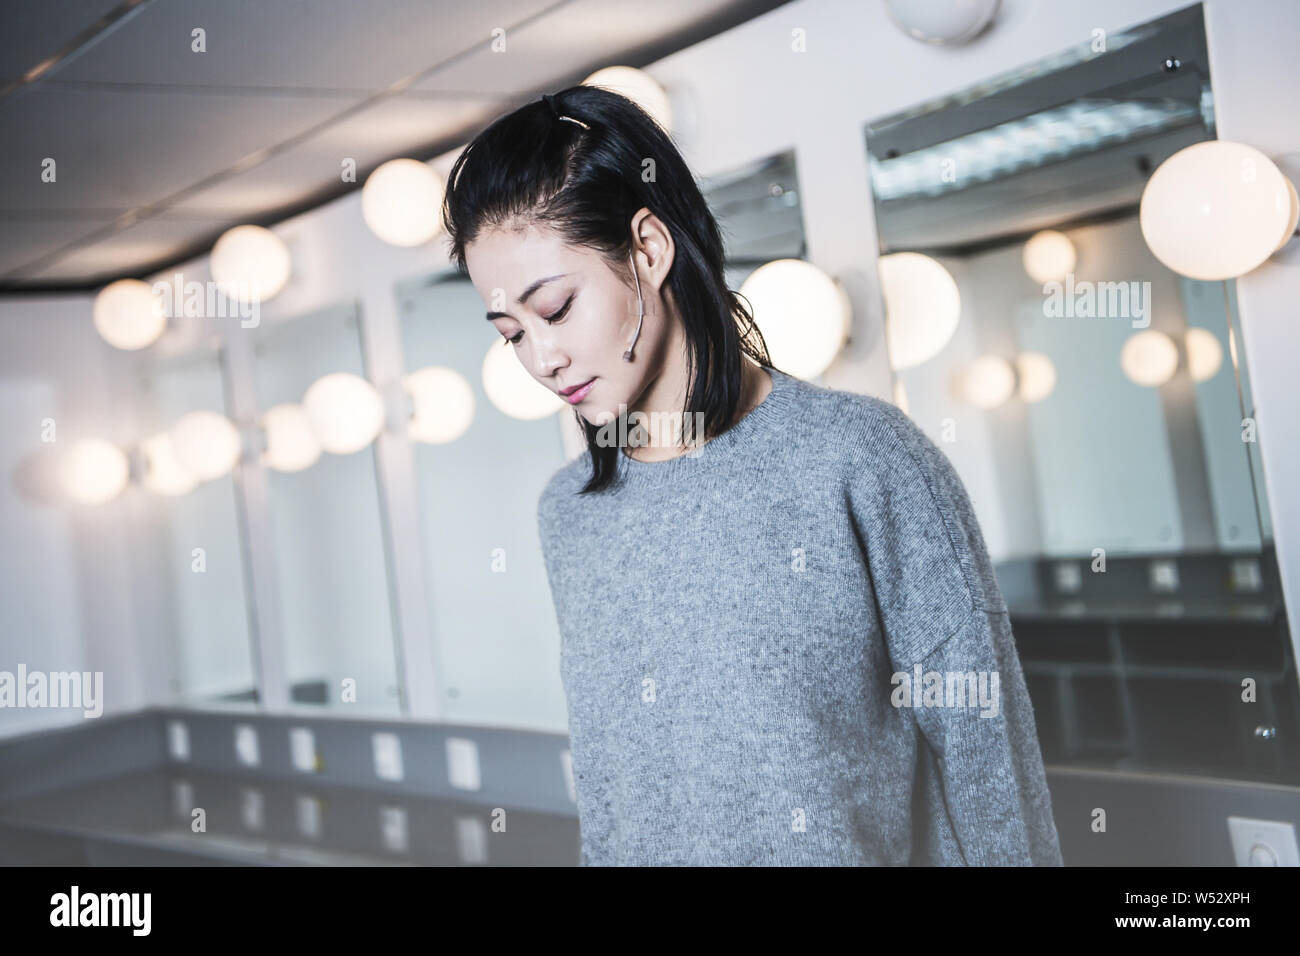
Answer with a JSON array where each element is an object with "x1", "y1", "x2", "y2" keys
[{"x1": 501, "y1": 294, "x2": 574, "y2": 346}]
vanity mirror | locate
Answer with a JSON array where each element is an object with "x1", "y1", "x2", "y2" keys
[{"x1": 864, "y1": 3, "x2": 1295, "y2": 782}]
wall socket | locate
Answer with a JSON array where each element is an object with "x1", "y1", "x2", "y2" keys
[{"x1": 1227, "y1": 816, "x2": 1299, "y2": 866}]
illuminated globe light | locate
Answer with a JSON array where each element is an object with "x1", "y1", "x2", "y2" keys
[
  {"x1": 1139, "y1": 140, "x2": 1298, "y2": 280},
  {"x1": 140, "y1": 432, "x2": 197, "y2": 496},
  {"x1": 960, "y1": 355, "x2": 1016, "y2": 409},
  {"x1": 1184, "y1": 327, "x2": 1224, "y2": 383},
  {"x1": 884, "y1": 0, "x2": 1000, "y2": 45},
  {"x1": 582, "y1": 66, "x2": 672, "y2": 132},
  {"x1": 211, "y1": 225, "x2": 291, "y2": 302},
  {"x1": 302, "y1": 372, "x2": 385, "y2": 454},
  {"x1": 60, "y1": 438, "x2": 130, "y2": 505},
  {"x1": 168, "y1": 410, "x2": 242, "y2": 480},
  {"x1": 878, "y1": 252, "x2": 961, "y2": 370},
  {"x1": 1022, "y1": 230, "x2": 1077, "y2": 284},
  {"x1": 261, "y1": 404, "x2": 321, "y2": 472},
  {"x1": 405, "y1": 366, "x2": 475, "y2": 444},
  {"x1": 1015, "y1": 351, "x2": 1057, "y2": 403},
  {"x1": 481, "y1": 340, "x2": 566, "y2": 420},
  {"x1": 738, "y1": 259, "x2": 850, "y2": 380},
  {"x1": 361, "y1": 159, "x2": 446, "y2": 247},
  {"x1": 92, "y1": 279, "x2": 167, "y2": 350},
  {"x1": 1121, "y1": 329, "x2": 1179, "y2": 387}
]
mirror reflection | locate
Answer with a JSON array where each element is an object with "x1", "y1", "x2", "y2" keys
[{"x1": 865, "y1": 3, "x2": 1294, "y2": 782}]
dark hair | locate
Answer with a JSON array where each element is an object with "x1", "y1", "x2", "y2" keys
[{"x1": 441, "y1": 84, "x2": 773, "y2": 494}]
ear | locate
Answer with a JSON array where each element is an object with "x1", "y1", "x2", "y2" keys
[{"x1": 629, "y1": 208, "x2": 674, "y2": 293}]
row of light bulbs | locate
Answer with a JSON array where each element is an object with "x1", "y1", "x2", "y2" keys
[
  {"x1": 930, "y1": 324, "x2": 1227, "y2": 414},
  {"x1": 70, "y1": 249, "x2": 862, "y2": 506},
  {"x1": 59, "y1": 335, "x2": 603, "y2": 504},
  {"x1": 882, "y1": 139, "x2": 1297, "y2": 375},
  {"x1": 878, "y1": 238, "x2": 1071, "y2": 374},
  {"x1": 81, "y1": 71, "x2": 1293, "y2": 484},
  {"x1": 90, "y1": 67, "x2": 853, "y2": 384},
  {"x1": 91, "y1": 67, "x2": 672, "y2": 352}
]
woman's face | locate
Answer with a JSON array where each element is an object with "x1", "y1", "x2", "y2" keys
[{"x1": 464, "y1": 220, "x2": 674, "y2": 427}]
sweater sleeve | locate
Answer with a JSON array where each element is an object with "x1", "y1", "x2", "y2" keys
[
  {"x1": 536, "y1": 468, "x2": 618, "y2": 866},
  {"x1": 845, "y1": 398, "x2": 1064, "y2": 866}
]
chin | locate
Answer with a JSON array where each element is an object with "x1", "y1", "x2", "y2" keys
[{"x1": 584, "y1": 407, "x2": 619, "y2": 428}]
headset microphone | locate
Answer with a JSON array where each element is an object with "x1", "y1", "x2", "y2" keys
[{"x1": 623, "y1": 250, "x2": 644, "y2": 362}]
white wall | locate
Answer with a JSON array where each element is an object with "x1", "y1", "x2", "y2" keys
[
  {"x1": 1201, "y1": 0, "x2": 1300, "y2": 673},
  {"x1": 0, "y1": 297, "x2": 148, "y2": 736}
]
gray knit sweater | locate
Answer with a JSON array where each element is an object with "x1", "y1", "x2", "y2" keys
[{"x1": 537, "y1": 364, "x2": 1063, "y2": 866}]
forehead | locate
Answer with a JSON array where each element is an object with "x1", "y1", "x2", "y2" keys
[{"x1": 465, "y1": 223, "x2": 575, "y2": 295}]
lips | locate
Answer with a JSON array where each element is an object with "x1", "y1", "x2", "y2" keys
[{"x1": 560, "y1": 378, "x2": 595, "y2": 404}]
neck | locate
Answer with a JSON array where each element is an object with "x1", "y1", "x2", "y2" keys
[{"x1": 623, "y1": 352, "x2": 768, "y2": 463}]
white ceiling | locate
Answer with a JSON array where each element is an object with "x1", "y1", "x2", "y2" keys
[{"x1": 0, "y1": 0, "x2": 791, "y2": 290}]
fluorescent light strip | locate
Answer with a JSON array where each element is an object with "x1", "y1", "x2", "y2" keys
[{"x1": 870, "y1": 99, "x2": 1202, "y2": 202}]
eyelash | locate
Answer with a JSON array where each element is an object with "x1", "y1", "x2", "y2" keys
[{"x1": 502, "y1": 296, "x2": 573, "y2": 346}]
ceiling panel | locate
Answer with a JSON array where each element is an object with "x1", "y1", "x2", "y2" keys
[
  {"x1": 0, "y1": 85, "x2": 360, "y2": 212},
  {"x1": 169, "y1": 94, "x2": 503, "y2": 218},
  {"x1": 18, "y1": 216, "x2": 225, "y2": 283},
  {"x1": 0, "y1": 0, "x2": 123, "y2": 82},
  {"x1": 52, "y1": 0, "x2": 541, "y2": 91},
  {"x1": 411, "y1": 0, "x2": 744, "y2": 95},
  {"x1": 0, "y1": 0, "x2": 794, "y2": 289},
  {"x1": 0, "y1": 218, "x2": 114, "y2": 275}
]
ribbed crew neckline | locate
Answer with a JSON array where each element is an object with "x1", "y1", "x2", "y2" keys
[{"x1": 612, "y1": 364, "x2": 797, "y2": 489}]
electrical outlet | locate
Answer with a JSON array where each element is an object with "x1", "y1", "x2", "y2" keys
[
  {"x1": 1227, "y1": 816, "x2": 1299, "y2": 866},
  {"x1": 295, "y1": 795, "x2": 322, "y2": 839},
  {"x1": 455, "y1": 815, "x2": 488, "y2": 864},
  {"x1": 171, "y1": 779, "x2": 193, "y2": 818},
  {"x1": 167, "y1": 720, "x2": 190, "y2": 761},
  {"x1": 234, "y1": 724, "x2": 259, "y2": 767},
  {"x1": 240, "y1": 788, "x2": 264, "y2": 831},
  {"x1": 372, "y1": 732, "x2": 404, "y2": 781},
  {"x1": 446, "y1": 737, "x2": 481, "y2": 791},
  {"x1": 289, "y1": 727, "x2": 316, "y2": 772},
  {"x1": 379, "y1": 806, "x2": 409, "y2": 854},
  {"x1": 1053, "y1": 561, "x2": 1082, "y2": 594}
]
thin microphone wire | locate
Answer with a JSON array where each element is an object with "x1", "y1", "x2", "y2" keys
[{"x1": 624, "y1": 251, "x2": 644, "y2": 362}]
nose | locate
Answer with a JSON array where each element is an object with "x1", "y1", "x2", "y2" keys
[{"x1": 528, "y1": 326, "x2": 568, "y2": 382}]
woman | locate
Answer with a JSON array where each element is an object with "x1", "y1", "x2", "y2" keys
[{"x1": 442, "y1": 85, "x2": 1063, "y2": 867}]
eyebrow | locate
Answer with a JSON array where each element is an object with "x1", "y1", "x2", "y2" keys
[{"x1": 485, "y1": 273, "x2": 569, "y2": 321}]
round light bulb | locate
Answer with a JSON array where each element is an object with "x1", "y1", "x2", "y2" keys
[
  {"x1": 1140, "y1": 140, "x2": 1296, "y2": 280},
  {"x1": 582, "y1": 66, "x2": 672, "y2": 132},
  {"x1": 261, "y1": 403, "x2": 322, "y2": 472},
  {"x1": 1015, "y1": 351, "x2": 1057, "y2": 403},
  {"x1": 168, "y1": 411, "x2": 242, "y2": 480},
  {"x1": 1185, "y1": 327, "x2": 1224, "y2": 383},
  {"x1": 879, "y1": 252, "x2": 961, "y2": 370},
  {"x1": 211, "y1": 225, "x2": 291, "y2": 302},
  {"x1": 405, "y1": 366, "x2": 475, "y2": 444},
  {"x1": 60, "y1": 438, "x2": 130, "y2": 505},
  {"x1": 302, "y1": 373, "x2": 385, "y2": 454},
  {"x1": 481, "y1": 340, "x2": 566, "y2": 420},
  {"x1": 1121, "y1": 329, "x2": 1179, "y2": 387},
  {"x1": 1022, "y1": 230, "x2": 1077, "y2": 284},
  {"x1": 738, "y1": 258, "x2": 850, "y2": 380},
  {"x1": 92, "y1": 279, "x2": 167, "y2": 350},
  {"x1": 884, "y1": 0, "x2": 1000, "y2": 45},
  {"x1": 960, "y1": 355, "x2": 1016, "y2": 409},
  {"x1": 140, "y1": 432, "x2": 198, "y2": 496},
  {"x1": 361, "y1": 159, "x2": 446, "y2": 247}
]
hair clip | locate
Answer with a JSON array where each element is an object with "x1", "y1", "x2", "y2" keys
[{"x1": 542, "y1": 93, "x2": 590, "y2": 130}]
